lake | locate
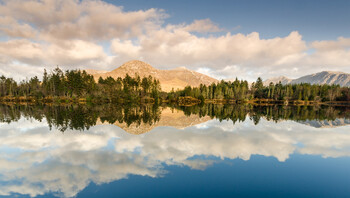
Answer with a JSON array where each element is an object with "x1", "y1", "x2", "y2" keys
[{"x1": 0, "y1": 104, "x2": 350, "y2": 198}]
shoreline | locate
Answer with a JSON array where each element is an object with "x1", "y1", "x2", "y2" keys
[{"x1": 0, "y1": 96, "x2": 349, "y2": 106}]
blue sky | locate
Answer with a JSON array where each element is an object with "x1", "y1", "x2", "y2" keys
[
  {"x1": 108, "y1": 0, "x2": 350, "y2": 41},
  {"x1": 0, "y1": 0, "x2": 349, "y2": 81}
]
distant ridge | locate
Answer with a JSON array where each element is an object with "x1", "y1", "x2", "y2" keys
[
  {"x1": 264, "y1": 71, "x2": 350, "y2": 87},
  {"x1": 86, "y1": 60, "x2": 218, "y2": 92}
]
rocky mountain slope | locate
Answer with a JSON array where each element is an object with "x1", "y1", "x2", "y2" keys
[
  {"x1": 86, "y1": 60, "x2": 218, "y2": 92},
  {"x1": 264, "y1": 71, "x2": 350, "y2": 86}
]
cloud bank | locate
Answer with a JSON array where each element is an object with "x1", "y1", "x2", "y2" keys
[{"x1": 0, "y1": 0, "x2": 349, "y2": 81}]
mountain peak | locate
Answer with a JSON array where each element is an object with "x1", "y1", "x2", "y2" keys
[{"x1": 118, "y1": 60, "x2": 155, "y2": 71}]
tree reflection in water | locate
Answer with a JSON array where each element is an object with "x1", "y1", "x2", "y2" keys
[{"x1": 0, "y1": 103, "x2": 349, "y2": 132}]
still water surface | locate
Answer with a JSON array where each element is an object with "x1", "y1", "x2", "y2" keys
[{"x1": 0, "y1": 104, "x2": 349, "y2": 197}]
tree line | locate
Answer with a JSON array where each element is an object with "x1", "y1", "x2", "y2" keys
[
  {"x1": 172, "y1": 77, "x2": 350, "y2": 103},
  {"x1": 0, "y1": 67, "x2": 161, "y2": 103}
]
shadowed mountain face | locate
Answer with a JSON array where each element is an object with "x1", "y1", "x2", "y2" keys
[
  {"x1": 265, "y1": 71, "x2": 350, "y2": 86},
  {"x1": 87, "y1": 60, "x2": 218, "y2": 92}
]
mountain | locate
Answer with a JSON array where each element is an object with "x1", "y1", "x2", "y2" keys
[
  {"x1": 291, "y1": 71, "x2": 350, "y2": 86},
  {"x1": 86, "y1": 60, "x2": 218, "y2": 92},
  {"x1": 264, "y1": 71, "x2": 350, "y2": 86}
]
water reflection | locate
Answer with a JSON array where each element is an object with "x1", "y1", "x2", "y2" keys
[
  {"x1": 0, "y1": 104, "x2": 349, "y2": 197},
  {"x1": 0, "y1": 104, "x2": 349, "y2": 132}
]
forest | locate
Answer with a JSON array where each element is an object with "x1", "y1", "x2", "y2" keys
[
  {"x1": 0, "y1": 67, "x2": 161, "y2": 103},
  {"x1": 0, "y1": 68, "x2": 349, "y2": 104}
]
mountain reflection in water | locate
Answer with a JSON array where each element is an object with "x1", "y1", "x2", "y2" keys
[{"x1": 0, "y1": 104, "x2": 349, "y2": 197}]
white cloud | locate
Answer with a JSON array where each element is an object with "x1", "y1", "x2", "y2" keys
[
  {"x1": 0, "y1": 39, "x2": 44, "y2": 65},
  {"x1": 0, "y1": 16, "x2": 37, "y2": 38},
  {"x1": 111, "y1": 39, "x2": 141, "y2": 57},
  {"x1": 47, "y1": 39, "x2": 107, "y2": 65},
  {"x1": 0, "y1": 0, "x2": 165, "y2": 40},
  {"x1": 196, "y1": 65, "x2": 251, "y2": 81},
  {"x1": 110, "y1": 30, "x2": 306, "y2": 67},
  {"x1": 182, "y1": 18, "x2": 222, "y2": 33},
  {"x1": 311, "y1": 37, "x2": 350, "y2": 51},
  {"x1": 0, "y1": 39, "x2": 109, "y2": 79}
]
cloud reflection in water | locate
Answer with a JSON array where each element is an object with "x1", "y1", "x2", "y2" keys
[{"x1": 0, "y1": 116, "x2": 349, "y2": 197}]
